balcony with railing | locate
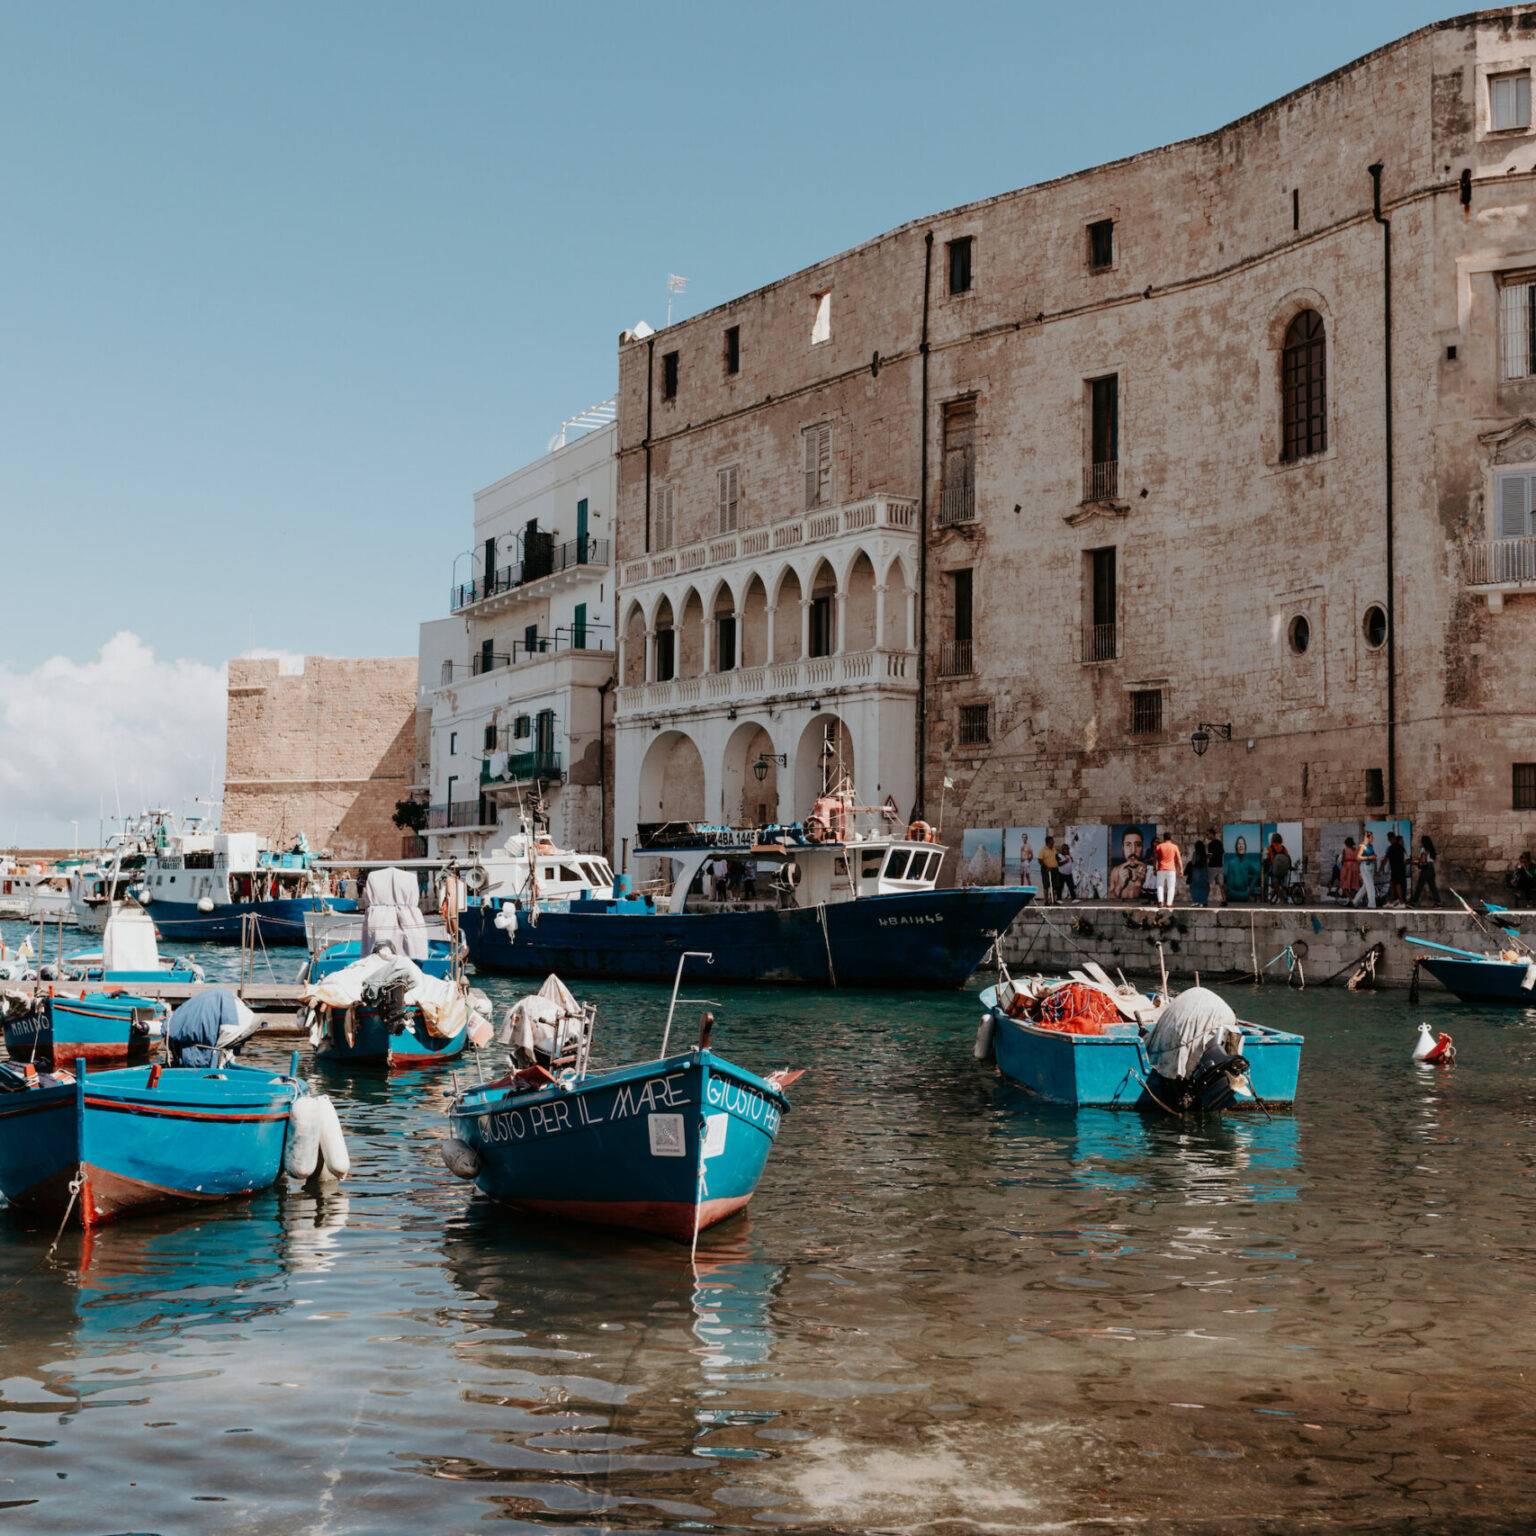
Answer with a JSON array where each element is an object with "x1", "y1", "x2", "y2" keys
[
  {"x1": 936, "y1": 639, "x2": 974, "y2": 677},
  {"x1": 450, "y1": 535, "x2": 610, "y2": 614},
  {"x1": 481, "y1": 747, "x2": 562, "y2": 787},
  {"x1": 1467, "y1": 536, "x2": 1536, "y2": 593},
  {"x1": 427, "y1": 799, "x2": 495, "y2": 831},
  {"x1": 438, "y1": 623, "x2": 611, "y2": 689},
  {"x1": 1082, "y1": 460, "x2": 1119, "y2": 504},
  {"x1": 617, "y1": 647, "x2": 915, "y2": 717},
  {"x1": 937, "y1": 466, "x2": 976, "y2": 528},
  {"x1": 1080, "y1": 622, "x2": 1119, "y2": 663}
]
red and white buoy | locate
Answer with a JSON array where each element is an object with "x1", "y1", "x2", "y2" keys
[{"x1": 1413, "y1": 1021, "x2": 1456, "y2": 1065}]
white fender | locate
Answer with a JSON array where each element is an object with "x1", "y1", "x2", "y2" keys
[
  {"x1": 441, "y1": 1137, "x2": 481, "y2": 1180},
  {"x1": 1412, "y1": 1021, "x2": 1438, "y2": 1061},
  {"x1": 196, "y1": 896, "x2": 215, "y2": 913},
  {"x1": 315, "y1": 1095, "x2": 350, "y2": 1180},
  {"x1": 974, "y1": 1012, "x2": 996, "y2": 1062},
  {"x1": 284, "y1": 1096, "x2": 322, "y2": 1180},
  {"x1": 493, "y1": 905, "x2": 517, "y2": 934}
]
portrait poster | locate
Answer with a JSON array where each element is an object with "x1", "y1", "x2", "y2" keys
[
  {"x1": 1004, "y1": 826, "x2": 1048, "y2": 888},
  {"x1": 961, "y1": 828, "x2": 1003, "y2": 886},
  {"x1": 1066, "y1": 825, "x2": 1109, "y2": 899},
  {"x1": 1223, "y1": 822, "x2": 1263, "y2": 902},
  {"x1": 1261, "y1": 821, "x2": 1303, "y2": 868},
  {"x1": 1107, "y1": 822, "x2": 1155, "y2": 901}
]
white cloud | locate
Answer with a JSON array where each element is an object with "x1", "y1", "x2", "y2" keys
[{"x1": 0, "y1": 632, "x2": 226, "y2": 849}]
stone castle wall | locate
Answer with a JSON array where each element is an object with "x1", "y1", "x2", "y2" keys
[{"x1": 223, "y1": 656, "x2": 417, "y2": 859}]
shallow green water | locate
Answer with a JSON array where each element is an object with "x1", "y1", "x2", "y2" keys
[{"x1": 2, "y1": 920, "x2": 1534, "y2": 1532}]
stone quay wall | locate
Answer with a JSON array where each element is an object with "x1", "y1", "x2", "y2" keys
[{"x1": 223, "y1": 656, "x2": 418, "y2": 860}]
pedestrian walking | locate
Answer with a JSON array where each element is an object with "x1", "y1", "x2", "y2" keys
[
  {"x1": 1152, "y1": 830, "x2": 1183, "y2": 908},
  {"x1": 1037, "y1": 836, "x2": 1060, "y2": 904},
  {"x1": 1385, "y1": 833, "x2": 1409, "y2": 908},
  {"x1": 1056, "y1": 842, "x2": 1077, "y2": 902},
  {"x1": 1410, "y1": 835, "x2": 1439, "y2": 907},
  {"x1": 1352, "y1": 831, "x2": 1378, "y2": 909}
]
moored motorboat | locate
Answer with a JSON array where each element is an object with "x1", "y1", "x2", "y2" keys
[
  {"x1": 1406, "y1": 901, "x2": 1536, "y2": 1004},
  {"x1": 443, "y1": 959, "x2": 798, "y2": 1242},
  {"x1": 2, "y1": 991, "x2": 169, "y2": 1069},
  {"x1": 54, "y1": 903, "x2": 204, "y2": 987}
]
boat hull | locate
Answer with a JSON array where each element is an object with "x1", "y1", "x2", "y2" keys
[
  {"x1": 3, "y1": 995, "x2": 161, "y2": 1070},
  {"x1": 463, "y1": 886, "x2": 1033, "y2": 989},
  {"x1": 314, "y1": 1007, "x2": 466, "y2": 1068},
  {"x1": 451, "y1": 1052, "x2": 787, "y2": 1242},
  {"x1": 143, "y1": 896, "x2": 357, "y2": 946},
  {"x1": 0, "y1": 1065, "x2": 298, "y2": 1227},
  {"x1": 1419, "y1": 956, "x2": 1536, "y2": 1005},
  {"x1": 981, "y1": 987, "x2": 1302, "y2": 1109}
]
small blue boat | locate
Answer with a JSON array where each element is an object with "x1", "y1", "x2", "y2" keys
[
  {"x1": 1407, "y1": 904, "x2": 1536, "y2": 1004},
  {"x1": 304, "y1": 938, "x2": 456, "y2": 982},
  {"x1": 313, "y1": 1006, "x2": 469, "y2": 1068},
  {"x1": 0, "y1": 1058, "x2": 305, "y2": 1228},
  {"x1": 979, "y1": 981, "x2": 1302, "y2": 1111},
  {"x1": 444, "y1": 958, "x2": 796, "y2": 1242},
  {"x1": 3, "y1": 992, "x2": 168, "y2": 1069},
  {"x1": 301, "y1": 951, "x2": 479, "y2": 1068}
]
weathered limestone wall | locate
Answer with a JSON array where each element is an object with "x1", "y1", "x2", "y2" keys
[
  {"x1": 999, "y1": 904, "x2": 1535, "y2": 992},
  {"x1": 223, "y1": 656, "x2": 417, "y2": 859}
]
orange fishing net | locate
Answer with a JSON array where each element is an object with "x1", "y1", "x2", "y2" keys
[{"x1": 1035, "y1": 982, "x2": 1120, "y2": 1036}]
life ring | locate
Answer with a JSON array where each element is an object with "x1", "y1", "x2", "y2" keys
[
  {"x1": 461, "y1": 863, "x2": 490, "y2": 895},
  {"x1": 907, "y1": 819, "x2": 934, "y2": 844},
  {"x1": 780, "y1": 861, "x2": 802, "y2": 889}
]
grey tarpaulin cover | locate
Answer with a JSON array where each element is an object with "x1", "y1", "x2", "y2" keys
[
  {"x1": 360, "y1": 868, "x2": 428, "y2": 960},
  {"x1": 1142, "y1": 987, "x2": 1239, "y2": 1080},
  {"x1": 166, "y1": 987, "x2": 262, "y2": 1068}
]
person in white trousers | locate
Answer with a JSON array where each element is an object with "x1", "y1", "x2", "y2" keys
[
  {"x1": 1352, "y1": 832, "x2": 1378, "y2": 908},
  {"x1": 1152, "y1": 831, "x2": 1183, "y2": 908}
]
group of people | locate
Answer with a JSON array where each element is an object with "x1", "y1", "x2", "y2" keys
[
  {"x1": 704, "y1": 855, "x2": 758, "y2": 903},
  {"x1": 1329, "y1": 830, "x2": 1438, "y2": 909}
]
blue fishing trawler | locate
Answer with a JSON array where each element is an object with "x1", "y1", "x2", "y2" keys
[
  {"x1": 443, "y1": 959, "x2": 796, "y2": 1241},
  {"x1": 3, "y1": 992, "x2": 169, "y2": 1069},
  {"x1": 0, "y1": 1057, "x2": 304, "y2": 1227},
  {"x1": 1406, "y1": 902, "x2": 1536, "y2": 1004},
  {"x1": 463, "y1": 807, "x2": 1033, "y2": 989},
  {"x1": 978, "y1": 975, "x2": 1302, "y2": 1112}
]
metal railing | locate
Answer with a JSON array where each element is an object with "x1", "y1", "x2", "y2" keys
[
  {"x1": 1080, "y1": 622, "x2": 1119, "y2": 663},
  {"x1": 451, "y1": 535, "x2": 611, "y2": 611},
  {"x1": 1467, "y1": 535, "x2": 1536, "y2": 587},
  {"x1": 937, "y1": 639, "x2": 974, "y2": 676},
  {"x1": 1082, "y1": 460, "x2": 1119, "y2": 503},
  {"x1": 482, "y1": 748, "x2": 562, "y2": 785},
  {"x1": 439, "y1": 625, "x2": 611, "y2": 685},
  {"x1": 938, "y1": 478, "x2": 976, "y2": 526},
  {"x1": 427, "y1": 800, "x2": 492, "y2": 830}
]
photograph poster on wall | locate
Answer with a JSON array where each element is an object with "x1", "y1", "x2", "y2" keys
[
  {"x1": 1004, "y1": 826, "x2": 1048, "y2": 889},
  {"x1": 1106, "y1": 822, "x2": 1155, "y2": 901},
  {"x1": 1223, "y1": 822, "x2": 1263, "y2": 902},
  {"x1": 1066, "y1": 825, "x2": 1109, "y2": 900},
  {"x1": 960, "y1": 828, "x2": 1003, "y2": 886}
]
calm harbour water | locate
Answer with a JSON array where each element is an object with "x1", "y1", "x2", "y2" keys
[{"x1": 3, "y1": 919, "x2": 1536, "y2": 1532}]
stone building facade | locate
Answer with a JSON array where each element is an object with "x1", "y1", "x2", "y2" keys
[
  {"x1": 614, "y1": 10, "x2": 1536, "y2": 886},
  {"x1": 223, "y1": 655, "x2": 417, "y2": 859}
]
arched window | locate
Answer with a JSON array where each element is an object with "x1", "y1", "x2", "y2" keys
[{"x1": 1281, "y1": 310, "x2": 1327, "y2": 461}]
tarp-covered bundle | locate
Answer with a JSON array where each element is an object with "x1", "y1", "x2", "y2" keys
[
  {"x1": 102, "y1": 905, "x2": 159, "y2": 974},
  {"x1": 167, "y1": 987, "x2": 262, "y2": 1068},
  {"x1": 1142, "y1": 987, "x2": 1240, "y2": 1081},
  {"x1": 300, "y1": 952, "x2": 491, "y2": 1042},
  {"x1": 360, "y1": 868, "x2": 428, "y2": 961},
  {"x1": 499, "y1": 974, "x2": 586, "y2": 1064}
]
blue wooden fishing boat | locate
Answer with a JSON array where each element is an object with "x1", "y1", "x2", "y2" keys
[
  {"x1": 0, "y1": 1057, "x2": 305, "y2": 1228},
  {"x1": 304, "y1": 937, "x2": 456, "y2": 982},
  {"x1": 301, "y1": 951, "x2": 482, "y2": 1068},
  {"x1": 978, "y1": 980, "x2": 1302, "y2": 1111},
  {"x1": 1406, "y1": 900, "x2": 1536, "y2": 1004},
  {"x1": 3, "y1": 992, "x2": 168, "y2": 1069},
  {"x1": 54, "y1": 904, "x2": 204, "y2": 987},
  {"x1": 443, "y1": 957, "x2": 796, "y2": 1242}
]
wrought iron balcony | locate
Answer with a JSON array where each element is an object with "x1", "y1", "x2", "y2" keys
[
  {"x1": 1080, "y1": 622, "x2": 1119, "y2": 663},
  {"x1": 938, "y1": 475, "x2": 976, "y2": 528},
  {"x1": 427, "y1": 800, "x2": 493, "y2": 830},
  {"x1": 1082, "y1": 459, "x2": 1119, "y2": 503},
  {"x1": 451, "y1": 535, "x2": 610, "y2": 612},
  {"x1": 481, "y1": 748, "x2": 562, "y2": 787},
  {"x1": 936, "y1": 639, "x2": 974, "y2": 676},
  {"x1": 1467, "y1": 536, "x2": 1536, "y2": 589},
  {"x1": 438, "y1": 624, "x2": 611, "y2": 687}
]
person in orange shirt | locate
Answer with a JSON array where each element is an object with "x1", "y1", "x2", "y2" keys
[{"x1": 1152, "y1": 831, "x2": 1184, "y2": 908}]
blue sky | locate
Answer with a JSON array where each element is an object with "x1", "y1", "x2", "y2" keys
[{"x1": 0, "y1": 1, "x2": 1449, "y2": 839}]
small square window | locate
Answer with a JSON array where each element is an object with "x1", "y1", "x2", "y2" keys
[
  {"x1": 484, "y1": 723, "x2": 497, "y2": 751},
  {"x1": 661, "y1": 350, "x2": 679, "y2": 400},
  {"x1": 1515, "y1": 762, "x2": 1536, "y2": 810},
  {"x1": 1491, "y1": 70, "x2": 1532, "y2": 132},
  {"x1": 724, "y1": 325, "x2": 740, "y2": 375},
  {"x1": 1128, "y1": 688, "x2": 1162, "y2": 736},
  {"x1": 811, "y1": 290, "x2": 832, "y2": 346},
  {"x1": 449, "y1": 731, "x2": 457, "y2": 755},
  {"x1": 1087, "y1": 218, "x2": 1114, "y2": 272},
  {"x1": 958, "y1": 703, "x2": 990, "y2": 746},
  {"x1": 1365, "y1": 767, "x2": 1386, "y2": 808},
  {"x1": 947, "y1": 237, "x2": 973, "y2": 295}
]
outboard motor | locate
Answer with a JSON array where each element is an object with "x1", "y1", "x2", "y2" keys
[
  {"x1": 361, "y1": 973, "x2": 414, "y2": 1037},
  {"x1": 1184, "y1": 1039, "x2": 1253, "y2": 1114}
]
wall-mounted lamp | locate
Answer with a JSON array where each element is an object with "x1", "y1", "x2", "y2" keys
[
  {"x1": 726, "y1": 708, "x2": 738, "y2": 721},
  {"x1": 1189, "y1": 721, "x2": 1232, "y2": 757},
  {"x1": 753, "y1": 753, "x2": 787, "y2": 784}
]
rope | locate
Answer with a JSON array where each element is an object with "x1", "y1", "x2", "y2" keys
[
  {"x1": 46, "y1": 1173, "x2": 83, "y2": 1260},
  {"x1": 816, "y1": 904, "x2": 837, "y2": 988}
]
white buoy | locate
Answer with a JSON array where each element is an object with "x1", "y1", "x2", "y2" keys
[
  {"x1": 974, "y1": 1012, "x2": 996, "y2": 1062},
  {"x1": 441, "y1": 1137, "x2": 481, "y2": 1179},
  {"x1": 1412, "y1": 1022, "x2": 1437, "y2": 1061}
]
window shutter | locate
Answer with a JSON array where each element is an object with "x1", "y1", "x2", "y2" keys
[
  {"x1": 802, "y1": 423, "x2": 832, "y2": 509},
  {"x1": 653, "y1": 487, "x2": 675, "y2": 549},
  {"x1": 1521, "y1": 73, "x2": 1532, "y2": 128},
  {"x1": 803, "y1": 429, "x2": 818, "y2": 508},
  {"x1": 1498, "y1": 471, "x2": 1532, "y2": 538},
  {"x1": 1501, "y1": 282, "x2": 1532, "y2": 379},
  {"x1": 718, "y1": 466, "x2": 739, "y2": 532}
]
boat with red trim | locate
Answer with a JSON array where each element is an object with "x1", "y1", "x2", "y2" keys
[{"x1": 2, "y1": 991, "x2": 169, "y2": 1069}]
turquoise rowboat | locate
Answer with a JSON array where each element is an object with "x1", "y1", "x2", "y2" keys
[
  {"x1": 979, "y1": 984, "x2": 1302, "y2": 1109},
  {"x1": 3, "y1": 993, "x2": 168, "y2": 1069}
]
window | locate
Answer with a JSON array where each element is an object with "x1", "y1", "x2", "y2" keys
[
  {"x1": 1288, "y1": 615, "x2": 1311, "y2": 655},
  {"x1": 1515, "y1": 762, "x2": 1536, "y2": 810},
  {"x1": 802, "y1": 422, "x2": 833, "y2": 510},
  {"x1": 958, "y1": 703, "x2": 990, "y2": 746},
  {"x1": 1362, "y1": 604, "x2": 1388, "y2": 649},
  {"x1": 480, "y1": 637, "x2": 495, "y2": 674},
  {"x1": 1087, "y1": 218, "x2": 1114, "y2": 271},
  {"x1": 1491, "y1": 70, "x2": 1532, "y2": 131},
  {"x1": 1083, "y1": 546, "x2": 1117, "y2": 661},
  {"x1": 940, "y1": 398, "x2": 976, "y2": 525},
  {"x1": 535, "y1": 709, "x2": 555, "y2": 753},
  {"x1": 811, "y1": 290, "x2": 832, "y2": 345},
  {"x1": 717, "y1": 465, "x2": 740, "y2": 533},
  {"x1": 1128, "y1": 688, "x2": 1163, "y2": 736},
  {"x1": 809, "y1": 593, "x2": 834, "y2": 657},
  {"x1": 524, "y1": 623, "x2": 540, "y2": 656},
  {"x1": 448, "y1": 731, "x2": 458, "y2": 756},
  {"x1": 483, "y1": 722, "x2": 497, "y2": 751},
  {"x1": 1364, "y1": 767, "x2": 1385, "y2": 807},
  {"x1": 941, "y1": 568, "x2": 973, "y2": 676},
  {"x1": 514, "y1": 715, "x2": 531, "y2": 739},
  {"x1": 1499, "y1": 277, "x2": 1536, "y2": 379},
  {"x1": 654, "y1": 627, "x2": 675, "y2": 682},
  {"x1": 1495, "y1": 469, "x2": 1536, "y2": 537},
  {"x1": 885, "y1": 850, "x2": 911, "y2": 880},
  {"x1": 1281, "y1": 309, "x2": 1327, "y2": 461},
  {"x1": 724, "y1": 325, "x2": 740, "y2": 375},
  {"x1": 1085, "y1": 375, "x2": 1119, "y2": 500},
  {"x1": 947, "y1": 236, "x2": 973, "y2": 295},
  {"x1": 661, "y1": 350, "x2": 679, "y2": 400},
  {"x1": 652, "y1": 485, "x2": 676, "y2": 550},
  {"x1": 716, "y1": 612, "x2": 736, "y2": 671},
  {"x1": 952, "y1": 568, "x2": 973, "y2": 645}
]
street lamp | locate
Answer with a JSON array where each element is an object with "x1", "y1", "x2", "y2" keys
[
  {"x1": 1190, "y1": 721, "x2": 1233, "y2": 757},
  {"x1": 752, "y1": 753, "x2": 786, "y2": 783}
]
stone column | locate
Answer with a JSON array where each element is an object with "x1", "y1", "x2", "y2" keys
[
  {"x1": 764, "y1": 599, "x2": 777, "y2": 666},
  {"x1": 874, "y1": 583, "x2": 887, "y2": 651},
  {"x1": 800, "y1": 599, "x2": 812, "y2": 659}
]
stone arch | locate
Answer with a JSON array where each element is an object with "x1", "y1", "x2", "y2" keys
[
  {"x1": 652, "y1": 595, "x2": 676, "y2": 681},
  {"x1": 793, "y1": 712, "x2": 855, "y2": 815},
  {"x1": 678, "y1": 587, "x2": 705, "y2": 678},
  {"x1": 772, "y1": 567, "x2": 803, "y2": 663},
  {"x1": 721, "y1": 718, "x2": 780, "y2": 828},
  {"x1": 639, "y1": 729, "x2": 706, "y2": 824},
  {"x1": 881, "y1": 555, "x2": 913, "y2": 649},
  {"x1": 739, "y1": 573, "x2": 769, "y2": 669},
  {"x1": 622, "y1": 600, "x2": 647, "y2": 686},
  {"x1": 808, "y1": 557, "x2": 838, "y2": 658},
  {"x1": 709, "y1": 578, "x2": 737, "y2": 672},
  {"x1": 843, "y1": 550, "x2": 878, "y2": 652}
]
